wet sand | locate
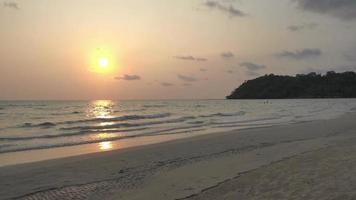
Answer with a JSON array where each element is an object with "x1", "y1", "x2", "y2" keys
[{"x1": 1, "y1": 113, "x2": 356, "y2": 200}]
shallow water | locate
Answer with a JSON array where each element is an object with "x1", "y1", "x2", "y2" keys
[{"x1": 0, "y1": 99, "x2": 356, "y2": 153}]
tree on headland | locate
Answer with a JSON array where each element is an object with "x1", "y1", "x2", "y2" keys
[{"x1": 226, "y1": 71, "x2": 356, "y2": 99}]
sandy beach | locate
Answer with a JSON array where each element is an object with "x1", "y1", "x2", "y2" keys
[{"x1": 1, "y1": 113, "x2": 356, "y2": 200}]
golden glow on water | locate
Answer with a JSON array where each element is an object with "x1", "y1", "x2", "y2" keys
[
  {"x1": 99, "y1": 122, "x2": 115, "y2": 126},
  {"x1": 96, "y1": 133, "x2": 116, "y2": 139},
  {"x1": 87, "y1": 101, "x2": 117, "y2": 151},
  {"x1": 88, "y1": 100, "x2": 115, "y2": 119},
  {"x1": 99, "y1": 141, "x2": 113, "y2": 151}
]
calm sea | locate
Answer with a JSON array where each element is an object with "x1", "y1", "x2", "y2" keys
[{"x1": 0, "y1": 99, "x2": 356, "y2": 154}]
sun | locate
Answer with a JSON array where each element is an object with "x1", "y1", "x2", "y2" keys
[
  {"x1": 98, "y1": 58, "x2": 109, "y2": 68},
  {"x1": 89, "y1": 47, "x2": 117, "y2": 74}
]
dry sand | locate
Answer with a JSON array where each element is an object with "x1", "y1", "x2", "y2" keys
[{"x1": 1, "y1": 113, "x2": 356, "y2": 200}]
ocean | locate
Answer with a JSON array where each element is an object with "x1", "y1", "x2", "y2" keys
[{"x1": 0, "y1": 99, "x2": 356, "y2": 154}]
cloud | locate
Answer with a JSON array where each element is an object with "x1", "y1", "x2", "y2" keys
[
  {"x1": 240, "y1": 62, "x2": 266, "y2": 71},
  {"x1": 177, "y1": 74, "x2": 197, "y2": 82},
  {"x1": 182, "y1": 83, "x2": 193, "y2": 87},
  {"x1": 174, "y1": 56, "x2": 207, "y2": 62},
  {"x1": 174, "y1": 56, "x2": 195, "y2": 61},
  {"x1": 343, "y1": 45, "x2": 356, "y2": 62},
  {"x1": 287, "y1": 23, "x2": 318, "y2": 32},
  {"x1": 115, "y1": 74, "x2": 141, "y2": 81},
  {"x1": 3, "y1": 1, "x2": 19, "y2": 9},
  {"x1": 294, "y1": 0, "x2": 356, "y2": 21},
  {"x1": 276, "y1": 48, "x2": 322, "y2": 60},
  {"x1": 203, "y1": 0, "x2": 246, "y2": 17},
  {"x1": 196, "y1": 58, "x2": 208, "y2": 61},
  {"x1": 246, "y1": 71, "x2": 260, "y2": 77},
  {"x1": 301, "y1": 65, "x2": 356, "y2": 74},
  {"x1": 239, "y1": 62, "x2": 266, "y2": 77},
  {"x1": 221, "y1": 51, "x2": 235, "y2": 59},
  {"x1": 344, "y1": 53, "x2": 356, "y2": 62},
  {"x1": 161, "y1": 82, "x2": 174, "y2": 87},
  {"x1": 329, "y1": 65, "x2": 356, "y2": 72}
]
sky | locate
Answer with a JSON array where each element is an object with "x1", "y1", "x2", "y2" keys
[{"x1": 0, "y1": 0, "x2": 356, "y2": 100}]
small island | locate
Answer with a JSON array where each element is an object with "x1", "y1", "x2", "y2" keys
[{"x1": 227, "y1": 71, "x2": 356, "y2": 99}]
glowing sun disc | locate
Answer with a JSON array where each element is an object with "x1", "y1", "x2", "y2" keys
[
  {"x1": 89, "y1": 47, "x2": 117, "y2": 74},
  {"x1": 99, "y1": 58, "x2": 109, "y2": 68}
]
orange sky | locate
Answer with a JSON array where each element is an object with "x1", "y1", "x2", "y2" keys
[{"x1": 0, "y1": 0, "x2": 356, "y2": 100}]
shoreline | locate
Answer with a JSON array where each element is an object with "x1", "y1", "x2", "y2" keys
[
  {"x1": 0, "y1": 131, "x2": 199, "y2": 167},
  {"x1": 0, "y1": 122, "x2": 287, "y2": 167},
  {"x1": 1, "y1": 112, "x2": 356, "y2": 199},
  {"x1": 1, "y1": 99, "x2": 355, "y2": 167}
]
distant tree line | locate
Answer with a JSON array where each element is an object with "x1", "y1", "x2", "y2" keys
[{"x1": 226, "y1": 71, "x2": 356, "y2": 99}]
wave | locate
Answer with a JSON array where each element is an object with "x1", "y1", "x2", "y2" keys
[
  {"x1": 199, "y1": 111, "x2": 246, "y2": 118},
  {"x1": 0, "y1": 135, "x2": 145, "y2": 153},
  {"x1": 0, "y1": 127, "x2": 148, "y2": 141},
  {"x1": 21, "y1": 122, "x2": 56, "y2": 128},
  {"x1": 145, "y1": 124, "x2": 206, "y2": 136},
  {"x1": 0, "y1": 126, "x2": 207, "y2": 153},
  {"x1": 62, "y1": 116, "x2": 196, "y2": 131},
  {"x1": 211, "y1": 116, "x2": 282, "y2": 125},
  {"x1": 143, "y1": 104, "x2": 167, "y2": 108},
  {"x1": 211, "y1": 123, "x2": 279, "y2": 129},
  {"x1": 195, "y1": 105, "x2": 205, "y2": 108},
  {"x1": 1, "y1": 119, "x2": 205, "y2": 142},
  {"x1": 308, "y1": 107, "x2": 329, "y2": 114},
  {"x1": 51, "y1": 111, "x2": 82, "y2": 116},
  {"x1": 0, "y1": 143, "x2": 12, "y2": 149},
  {"x1": 6, "y1": 104, "x2": 46, "y2": 107},
  {"x1": 62, "y1": 112, "x2": 171, "y2": 125},
  {"x1": 114, "y1": 109, "x2": 146, "y2": 113},
  {"x1": 187, "y1": 120, "x2": 205, "y2": 124},
  {"x1": 18, "y1": 113, "x2": 172, "y2": 129}
]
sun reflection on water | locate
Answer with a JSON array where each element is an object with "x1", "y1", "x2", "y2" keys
[
  {"x1": 99, "y1": 122, "x2": 115, "y2": 126},
  {"x1": 87, "y1": 100, "x2": 115, "y2": 119},
  {"x1": 99, "y1": 141, "x2": 113, "y2": 151},
  {"x1": 87, "y1": 100, "x2": 116, "y2": 151}
]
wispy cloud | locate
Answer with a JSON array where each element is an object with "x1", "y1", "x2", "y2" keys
[
  {"x1": 203, "y1": 0, "x2": 246, "y2": 18},
  {"x1": 182, "y1": 83, "x2": 193, "y2": 87},
  {"x1": 177, "y1": 74, "x2": 197, "y2": 82},
  {"x1": 240, "y1": 62, "x2": 266, "y2": 77},
  {"x1": 115, "y1": 74, "x2": 141, "y2": 81},
  {"x1": 221, "y1": 51, "x2": 235, "y2": 59},
  {"x1": 301, "y1": 65, "x2": 356, "y2": 75},
  {"x1": 293, "y1": 0, "x2": 356, "y2": 21},
  {"x1": 343, "y1": 45, "x2": 356, "y2": 62},
  {"x1": 344, "y1": 54, "x2": 356, "y2": 62},
  {"x1": 3, "y1": 1, "x2": 19, "y2": 10},
  {"x1": 174, "y1": 56, "x2": 207, "y2": 62},
  {"x1": 246, "y1": 71, "x2": 260, "y2": 77},
  {"x1": 287, "y1": 23, "x2": 318, "y2": 32},
  {"x1": 161, "y1": 82, "x2": 174, "y2": 87},
  {"x1": 276, "y1": 48, "x2": 322, "y2": 60},
  {"x1": 240, "y1": 62, "x2": 266, "y2": 71}
]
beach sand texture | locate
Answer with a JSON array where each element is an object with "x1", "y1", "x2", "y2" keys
[{"x1": 1, "y1": 113, "x2": 356, "y2": 200}]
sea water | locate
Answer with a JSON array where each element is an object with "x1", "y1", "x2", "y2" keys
[{"x1": 0, "y1": 99, "x2": 356, "y2": 154}]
